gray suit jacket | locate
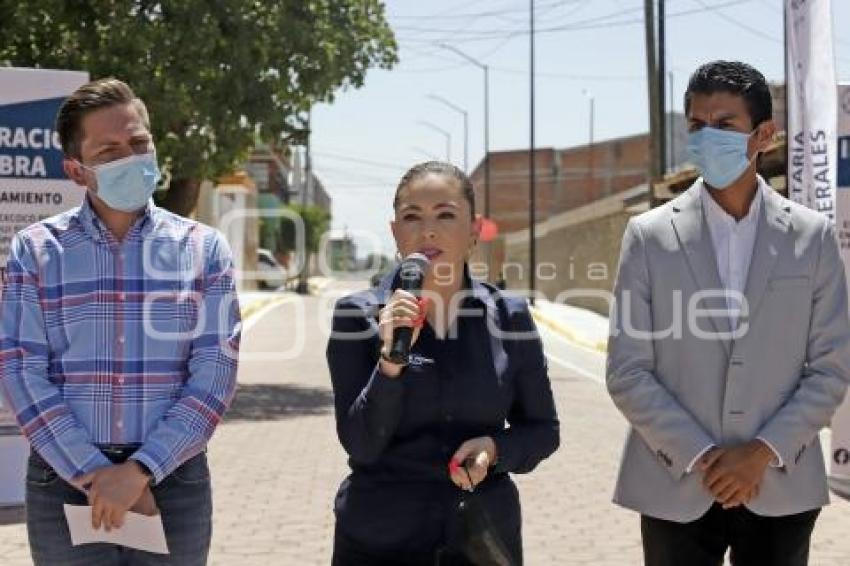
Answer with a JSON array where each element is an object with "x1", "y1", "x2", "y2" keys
[{"x1": 607, "y1": 178, "x2": 850, "y2": 522}]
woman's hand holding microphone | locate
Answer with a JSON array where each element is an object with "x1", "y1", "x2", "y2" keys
[{"x1": 377, "y1": 290, "x2": 429, "y2": 377}]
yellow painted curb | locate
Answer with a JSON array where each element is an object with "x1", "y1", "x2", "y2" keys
[
  {"x1": 240, "y1": 295, "x2": 293, "y2": 322},
  {"x1": 530, "y1": 307, "x2": 608, "y2": 353},
  {"x1": 308, "y1": 279, "x2": 333, "y2": 294}
]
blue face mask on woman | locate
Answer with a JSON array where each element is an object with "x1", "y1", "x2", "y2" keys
[
  {"x1": 687, "y1": 127, "x2": 758, "y2": 190},
  {"x1": 79, "y1": 152, "x2": 161, "y2": 212}
]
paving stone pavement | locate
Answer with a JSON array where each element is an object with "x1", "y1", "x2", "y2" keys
[{"x1": 1, "y1": 286, "x2": 849, "y2": 564}]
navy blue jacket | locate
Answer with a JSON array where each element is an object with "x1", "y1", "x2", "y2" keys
[{"x1": 326, "y1": 268, "x2": 560, "y2": 552}]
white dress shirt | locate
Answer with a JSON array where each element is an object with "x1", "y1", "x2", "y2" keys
[
  {"x1": 686, "y1": 179, "x2": 783, "y2": 473},
  {"x1": 701, "y1": 180, "x2": 762, "y2": 330}
]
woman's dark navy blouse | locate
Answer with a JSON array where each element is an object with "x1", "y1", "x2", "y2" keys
[{"x1": 326, "y1": 268, "x2": 560, "y2": 552}]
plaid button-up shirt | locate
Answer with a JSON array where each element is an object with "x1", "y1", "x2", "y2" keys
[{"x1": 0, "y1": 197, "x2": 240, "y2": 484}]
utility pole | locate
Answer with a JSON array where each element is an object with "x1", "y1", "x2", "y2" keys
[
  {"x1": 645, "y1": 0, "x2": 662, "y2": 206},
  {"x1": 304, "y1": 108, "x2": 311, "y2": 207},
  {"x1": 657, "y1": 0, "x2": 667, "y2": 174},
  {"x1": 529, "y1": 0, "x2": 537, "y2": 305},
  {"x1": 484, "y1": 65, "x2": 490, "y2": 219},
  {"x1": 668, "y1": 70, "x2": 675, "y2": 170},
  {"x1": 297, "y1": 107, "x2": 312, "y2": 295}
]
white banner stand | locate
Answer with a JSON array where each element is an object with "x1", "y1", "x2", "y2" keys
[{"x1": 0, "y1": 67, "x2": 88, "y2": 507}]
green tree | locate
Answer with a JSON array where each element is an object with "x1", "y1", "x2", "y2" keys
[
  {"x1": 278, "y1": 203, "x2": 331, "y2": 294},
  {"x1": 0, "y1": 0, "x2": 397, "y2": 215}
]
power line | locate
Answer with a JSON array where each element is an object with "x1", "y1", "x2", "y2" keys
[
  {"x1": 315, "y1": 163, "x2": 398, "y2": 183},
  {"x1": 393, "y1": 0, "x2": 754, "y2": 40},
  {"x1": 397, "y1": 28, "x2": 643, "y2": 80},
  {"x1": 486, "y1": 0, "x2": 591, "y2": 26},
  {"x1": 492, "y1": 66, "x2": 644, "y2": 81},
  {"x1": 691, "y1": 0, "x2": 780, "y2": 43},
  {"x1": 393, "y1": 3, "x2": 633, "y2": 36},
  {"x1": 692, "y1": 0, "x2": 850, "y2": 60},
  {"x1": 313, "y1": 151, "x2": 407, "y2": 171},
  {"x1": 312, "y1": 144, "x2": 421, "y2": 164},
  {"x1": 397, "y1": 56, "x2": 645, "y2": 81},
  {"x1": 391, "y1": 0, "x2": 580, "y2": 21},
  {"x1": 324, "y1": 168, "x2": 647, "y2": 190}
]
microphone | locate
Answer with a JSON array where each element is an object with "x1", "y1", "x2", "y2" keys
[{"x1": 386, "y1": 253, "x2": 430, "y2": 365}]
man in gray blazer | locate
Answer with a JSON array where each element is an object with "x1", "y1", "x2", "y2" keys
[{"x1": 608, "y1": 60, "x2": 850, "y2": 565}]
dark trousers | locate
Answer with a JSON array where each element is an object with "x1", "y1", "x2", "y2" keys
[
  {"x1": 332, "y1": 526, "x2": 476, "y2": 566},
  {"x1": 641, "y1": 503, "x2": 820, "y2": 566},
  {"x1": 26, "y1": 449, "x2": 213, "y2": 566}
]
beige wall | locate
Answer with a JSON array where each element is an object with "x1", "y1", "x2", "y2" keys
[
  {"x1": 498, "y1": 185, "x2": 649, "y2": 315},
  {"x1": 195, "y1": 175, "x2": 259, "y2": 292}
]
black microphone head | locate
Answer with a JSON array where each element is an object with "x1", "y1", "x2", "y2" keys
[{"x1": 399, "y1": 252, "x2": 430, "y2": 292}]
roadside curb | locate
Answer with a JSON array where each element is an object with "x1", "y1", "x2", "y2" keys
[
  {"x1": 308, "y1": 278, "x2": 333, "y2": 294},
  {"x1": 241, "y1": 294, "x2": 293, "y2": 322},
  {"x1": 529, "y1": 306, "x2": 608, "y2": 354},
  {"x1": 240, "y1": 276, "x2": 334, "y2": 323}
]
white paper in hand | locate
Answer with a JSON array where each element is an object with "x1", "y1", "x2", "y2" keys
[{"x1": 63, "y1": 504, "x2": 169, "y2": 554}]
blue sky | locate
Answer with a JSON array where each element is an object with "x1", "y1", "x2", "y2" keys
[{"x1": 312, "y1": 0, "x2": 850, "y2": 256}]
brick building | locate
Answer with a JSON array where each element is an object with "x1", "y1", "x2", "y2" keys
[{"x1": 469, "y1": 113, "x2": 687, "y2": 235}]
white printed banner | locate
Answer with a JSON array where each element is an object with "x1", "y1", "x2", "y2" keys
[
  {"x1": 0, "y1": 68, "x2": 88, "y2": 431},
  {"x1": 830, "y1": 84, "x2": 850, "y2": 481},
  {"x1": 786, "y1": 0, "x2": 837, "y2": 216},
  {"x1": 0, "y1": 68, "x2": 88, "y2": 275}
]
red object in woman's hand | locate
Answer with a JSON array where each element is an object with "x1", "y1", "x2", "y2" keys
[{"x1": 413, "y1": 297, "x2": 431, "y2": 328}]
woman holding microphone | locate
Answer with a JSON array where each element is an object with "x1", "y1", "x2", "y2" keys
[{"x1": 327, "y1": 161, "x2": 560, "y2": 565}]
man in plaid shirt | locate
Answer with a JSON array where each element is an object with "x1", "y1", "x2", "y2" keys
[{"x1": 0, "y1": 78, "x2": 240, "y2": 565}]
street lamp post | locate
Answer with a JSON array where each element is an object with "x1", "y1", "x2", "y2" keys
[
  {"x1": 418, "y1": 120, "x2": 451, "y2": 162},
  {"x1": 428, "y1": 94, "x2": 469, "y2": 173},
  {"x1": 438, "y1": 43, "x2": 491, "y2": 220},
  {"x1": 668, "y1": 70, "x2": 675, "y2": 171}
]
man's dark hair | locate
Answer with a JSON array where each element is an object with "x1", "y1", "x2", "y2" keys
[
  {"x1": 684, "y1": 61, "x2": 773, "y2": 127},
  {"x1": 56, "y1": 78, "x2": 149, "y2": 159},
  {"x1": 394, "y1": 161, "x2": 476, "y2": 219}
]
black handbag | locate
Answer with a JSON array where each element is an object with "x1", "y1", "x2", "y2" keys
[{"x1": 451, "y1": 465, "x2": 517, "y2": 566}]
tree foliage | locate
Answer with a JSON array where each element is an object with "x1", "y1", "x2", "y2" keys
[
  {"x1": 279, "y1": 203, "x2": 331, "y2": 255},
  {"x1": 0, "y1": 0, "x2": 397, "y2": 214}
]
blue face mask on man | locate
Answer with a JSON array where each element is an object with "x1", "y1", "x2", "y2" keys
[
  {"x1": 687, "y1": 126, "x2": 758, "y2": 190},
  {"x1": 78, "y1": 152, "x2": 161, "y2": 212}
]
